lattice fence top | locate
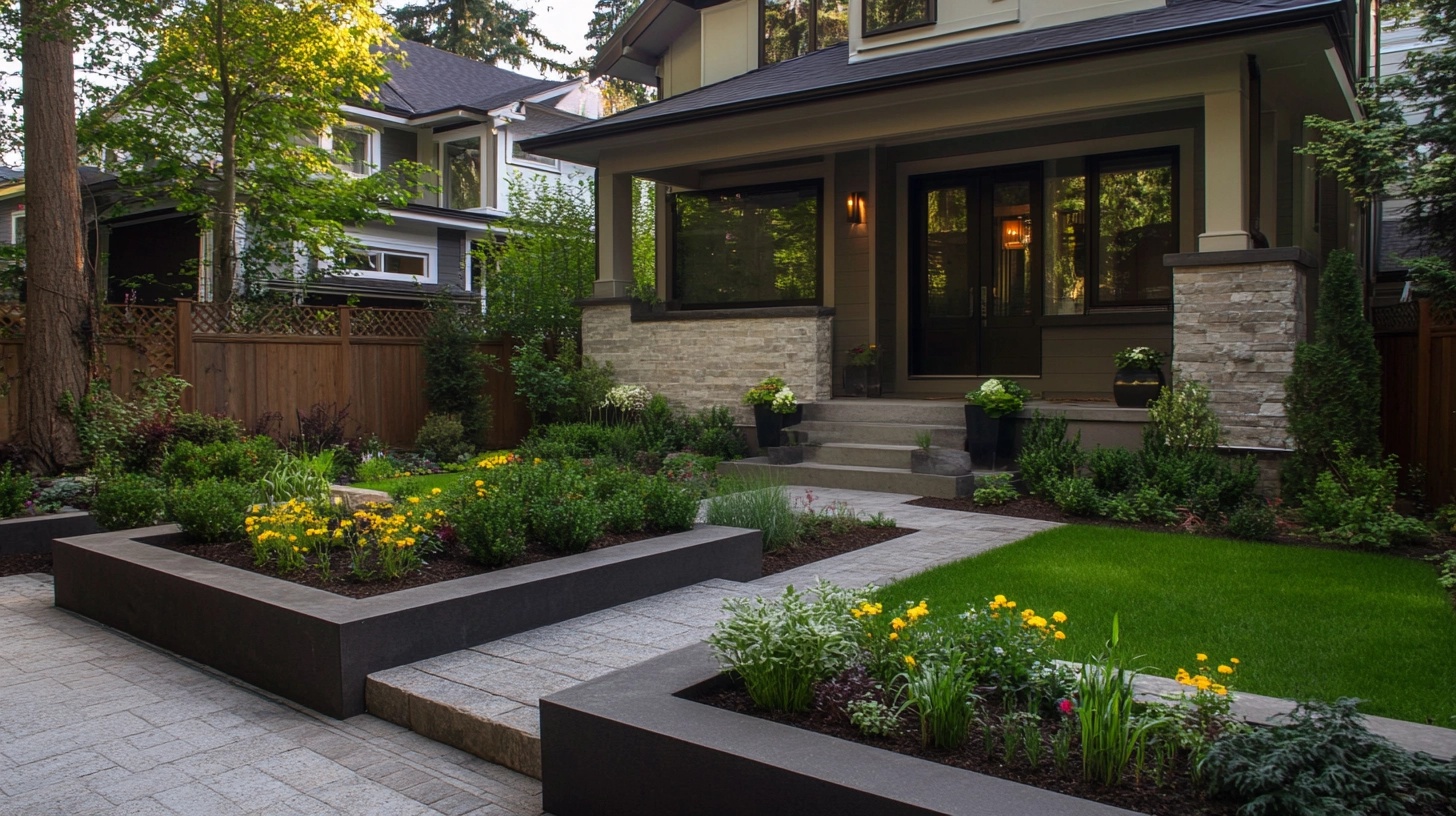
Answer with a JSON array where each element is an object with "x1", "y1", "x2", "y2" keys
[
  {"x1": 99, "y1": 305, "x2": 178, "y2": 373},
  {"x1": 192, "y1": 302, "x2": 341, "y2": 336},
  {"x1": 0, "y1": 303, "x2": 23, "y2": 339},
  {"x1": 1373, "y1": 302, "x2": 1419, "y2": 335},
  {"x1": 350, "y1": 308, "x2": 433, "y2": 338}
]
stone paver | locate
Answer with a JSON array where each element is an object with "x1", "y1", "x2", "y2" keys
[
  {"x1": 367, "y1": 488, "x2": 1058, "y2": 774},
  {"x1": 0, "y1": 574, "x2": 542, "y2": 816}
]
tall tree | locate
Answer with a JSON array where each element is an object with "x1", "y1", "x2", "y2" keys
[
  {"x1": 392, "y1": 0, "x2": 570, "y2": 74},
  {"x1": 90, "y1": 0, "x2": 424, "y2": 300},
  {"x1": 15, "y1": 0, "x2": 93, "y2": 471},
  {"x1": 581, "y1": 0, "x2": 653, "y2": 113}
]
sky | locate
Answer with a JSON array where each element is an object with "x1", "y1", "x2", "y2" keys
[{"x1": 525, "y1": 0, "x2": 604, "y2": 74}]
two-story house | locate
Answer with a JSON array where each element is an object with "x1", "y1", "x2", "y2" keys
[
  {"x1": 522, "y1": 0, "x2": 1377, "y2": 456},
  {"x1": 0, "y1": 41, "x2": 598, "y2": 308}
]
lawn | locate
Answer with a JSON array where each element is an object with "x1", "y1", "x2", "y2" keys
[
  {"x1": 876, "y1": 525, "x2": 1456, "y2": 726},
  {"x1": 350, "y1": 471, "x2": 466, "y2": 496}
]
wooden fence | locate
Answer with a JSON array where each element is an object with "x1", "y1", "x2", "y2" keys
[
  {"x1": 0, "y1": 300, "x2": 529, "y2": 450},
  {"x1": 1375, "y1": 300, "x2": 1456, "y2": 506}
]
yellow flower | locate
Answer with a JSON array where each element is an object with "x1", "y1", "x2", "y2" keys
[
  {"x1": 888, "y1": 632, "x2": 899, "y2": 641},
  {"x1": 1004, "y1": 601, "x2": 1016, "y2": 610},
  {"x1": 1027, "y1": 616, "x2": 1048, "y2": 629},
  {"x1": 993, "y1": 594, "x2": 1007, "y2": 604},
  {"x1": 1211, "y1": 684, "x2": 1228, "y2": 696},
  {"x1": 1053, "y1": 630, "x2": 1066, "y2": 640},
  {"x1": 891, "y1": 618, "x2": 906, "y2": 631},
  {"x1": 288, "y1": 535, "x2": 297, "y2": 542},
  {"x1": 1217, "y1": 665, "x2": 1233, "y2": 675},
  {"x1": 906, "y1": 601, "x2": 928, "y2": 621},
  {"x1": 1052, "y1": 611, "x2": 1067, "y2": 624},
  {"x1": 408, "y1": 497, "x2": 421, "y2": 504},
  {"x1": 1196, "y1": 653, "x2": 1208, "y2": 663},
  {"x1": 475, "y1": 480, "x2": 484, "y2": 487},
  {"x1": 903, "y1": 655, "x2": 916, "y2": 668},
  {"x1": 1230, "y1": 657, "x2": 1240, "y2": 665},
  {"x1": 431, "y1": 488, "x2": 442, "y2": 495}
]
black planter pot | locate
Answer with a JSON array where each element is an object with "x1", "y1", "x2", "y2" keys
[
  {"x1": 841, "y1": 365, "x2": 881, "y2": 398},
  {"x1": 965, "y1": 404, "x2": 1016, "y2": 469},
  {"x1": 1113, "y1": 366, "x2": 1166, "y2": 408},
  {"x1": 752, "y1": 404, "x2": 803, "y2": 449}
]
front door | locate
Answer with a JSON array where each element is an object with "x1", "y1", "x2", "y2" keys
[{"x1": 909, "y1": 166, "x2": 1042, "y2": 377}]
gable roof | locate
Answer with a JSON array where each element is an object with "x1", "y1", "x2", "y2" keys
[
  {"x1": 525, "y1": 0, "x2": 1348, "y2": 154},
  {"x1": 379, "y1": 40, "x2": 574, "y2": 119}
]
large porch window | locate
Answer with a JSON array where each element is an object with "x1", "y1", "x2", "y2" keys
[
  {"x1": 762, "y1": 0, "x2": 848, "y2": 65},
  {"x1": 671, "y1": 181, "x2": 821, "y2": 309}
]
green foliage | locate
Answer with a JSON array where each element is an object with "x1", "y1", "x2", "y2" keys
[
  {"x1": 479, "y1": 175, "x2": 596, "y2": 338},
  {"x1": 1078, "y1": 619, "x2": 1164, "y2": 787},
  {"x1": 1088, "y1": 447, "x2": 1141, "y2": 495},
  {"x1": 393, "y1": 0, "x2": 571, "y2": 73},
  {"x1": 1301, "y1": 442, "x2": 1430, "y2": 548},
  {"x1": 510, "y1": 337, "x2": 615, "y2": 424},
  {"x1": 171, "y1": 412, "x2": 244, "y2": 446},
  {"x1": 965, "y1": 378, "x2": 1031, "y2": 418},
  {"x1": 35, "y1": 477, "x2": 92, "y2": 513},
  {"x1": 658, "y1": 451, "x2": 720, "y2": 496},
  {"x1": 165, "y1": 479, "x2": 254, "y2": 544},
  {"x1": 1146, "y1": 379, "x2": 1221, "y2": 450},
  {"x1": 1435, "y1": 503, "x2": 1456, "y2": 536},
  {"x1": 521, "y1": 422, "x2": 649, "y2": 463},
  {"x1": 422, "y1": 306, "x2": 494, "y2": 441},
  {"x1": 642, "y1": 474, "x2": 699, "y2": 532},
  {"x1": 415, "y1": 413, "x2": 473, "y2": 464},
  {"x1": 92, "y1": 474, "x2": 166, "y2": 531},
  {"x1": 1140, "y1": 447, "x2": 1260, "y2": 519},
  {"x1": 1200, "y1": 698, "x2": 1456, "y2": 815},
  {"x1": 742, "y1": 377, "x2": 787, "y2": 407},
  {"x1": 259, "y1": 453, "x2": 332, "y2": 504},
  {"x1": 1224, "y1": 501, "x2": 1278, "y2": 541},
  {"x1": 354, "y1": 454, "x2": 399, "y2": 483},
  {"x1": 972, "y1": 473, "x2": 1019, "y2": 506},
  {"x1": 1113, "y1": 346, "x2": 1163, "y2": 370},
  {"x1": 846, "y1": 698, "x2": 902, "y2": 738},
  {"x1": 1102, "y1": 485, "x2": 1179, "y2": 525},
  {"x1": 1017, "y1": 411, "x2": 1085, "y2": 497},
  {"x1": 69, "y1": 376, "x2": 190, "y2": 466},
  {"x1": 452, "y1": 490, "x2": 528, "y2": 566},
  {"x1": 1283, "y1": 250, "x2": 1383, "y2": 499},
  {"x1": 898, "y1": 650, "x2": 979, "y2": 750},
  {"x1": 0, "y1": 463, "x2": 35, "y2": 517},
  {"x1": 706, "y1": 477, "x2": 796, "y2": 551},
  {"x1": 1051, "y1": 476, "x2": 1103, "y2": 517},
  {"x1": 1408, "y1": 256, "x2": 1456, "y2": 320},
  {"x1": 160, "y1": 438, "x2": 280, "y2": 486},
  {"x1": 708, "y1": 582, "x2": 859, "y2": 712}
]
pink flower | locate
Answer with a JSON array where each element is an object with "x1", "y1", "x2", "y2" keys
[{"x1": 1058, "y1": 698, "x2": 1074, "y2": 716}]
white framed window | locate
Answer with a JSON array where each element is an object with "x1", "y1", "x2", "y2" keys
[
  {"x1": 507, "y1": 134, "x2": 558, "y2": 172},
  {"x1": 440, "y1": 134, "x2": 484, "y2": 209},
  {"x1": 317, "y1": 124, "x2": 379, "y2": 176},
  {"x1": 338, "y1": 235, "x2": 437, "y2": 283},
  {"x1": 9, "y1": 210, "x2": 23, "y2": 245}
]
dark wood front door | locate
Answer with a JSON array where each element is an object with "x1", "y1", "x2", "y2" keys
[{"x1": 910, "y1": 166, "x2": 1042, "y2": 377}]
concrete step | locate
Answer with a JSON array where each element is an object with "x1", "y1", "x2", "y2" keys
[
  {"x1": 793, "y1": 420, "x2": 966, "y2": 447},
  {"x1": 803, "y1": 399, "x2": 967, "y2": 425},
  {"x1": 807, "y1": 442, "x2": 918, "y2": 469},
  {"x1": 719, "y1": 458, "x2": 978, "y2": 499}
]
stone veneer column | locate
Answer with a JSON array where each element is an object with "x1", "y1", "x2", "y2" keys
[
  {"x1": 1165, "y1": 247, "x2": 1316, "y2": 451},
  {"x1": 580, "y1": 300, "x2": 834, "y2": 419}
]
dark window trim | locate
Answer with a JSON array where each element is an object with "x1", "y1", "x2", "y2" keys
[
  {"x1": 1087, "y1": 146, "x2": 1180, "y2": 309},
  {"x1": 669, "y1": 178, "x2": 824, "y2": 311},
  {"x1": 760, "y1": 0, "x2": 849, "y2": 67},
  {"x1": 862, "y1": 0, "x2": 937, "y2": 39}
]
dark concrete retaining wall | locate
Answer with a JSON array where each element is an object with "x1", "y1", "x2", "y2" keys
[
  {"x1": 541, "y1": 644, "x2": 1137, "y2": 816},
  {"x1": 53, "y1": 525, "x2": 762, "y2": 719},
  {"x1": 0, "y1": 511, "x2": 101, "y2": 555}
]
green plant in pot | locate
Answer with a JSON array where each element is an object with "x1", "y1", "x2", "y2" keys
[
  {"x1": 965, "y1": 379, "x2": 1029, "y2": 469},
  {"x1": 1112, "y1": 346, "x2": 1166, "y2": 408},
  {"x1": 743, "y1": 377, "x2": 803, "y2": 451},
  {"x1": 842, "y1": 342, "x2": 880, "y2": 398}
]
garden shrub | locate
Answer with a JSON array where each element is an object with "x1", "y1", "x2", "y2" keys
[
  {"x1": 259, "y1": 453, "x2": 332, "y2": 504},
  {"x1": 1146, "y1": 378, "x2": 1221, "y2": 450},
  {"x1": 415, "y1": 412, "x2": 473, "y2": 464},
  {"x1": 531, "y1": 499, "x2": 604, "y2": 554},
  {"x1": 172, "y1": 411, "x2": 243, "y2": 446},
  {"x1": 1283, "y1": 250, "x2": 1383, "y2": 499},
  {"x1": 1224, "y1": 500, "x2": 1277, "y2": 541},
  {"x1": 1088, "y1": 447, "x2": 1141, "y2": 495},
  {"x1": 1300, "y1": 442, "x2": 1430, "y2": 548},
  {"x1": 705, "y1": 477, "x2": 796, "y2": 550},
  {"x1": 353, "y1": 454, "x2": 399, "y2": 483},
  {"x1": 521, "y1": 422, "x2": 649, "y2": 463},
  {"x1": 35, "y1": 476, "x2": 91, "y2": 512},
  {"x1": 1435, "y1": 503, "x2": 1456, "y2": 536},
  {"x1": 1017, "y1": 411, "x2": 1084, "y2": 497},
  {"x1": 1050, "y1": 476, "x2": 1103, "y2": 517},
  {"x1": 972, "y1": 473, "x2": 1019, "y2": 506},
  {"x1": 1102, "y1": 485, "x2": 1179, "y2": 525},
  {"x1": 1140, "y1": 447, "x2": 1258, "y2": 517},
  {"x1": 291, "y1": 402, "x2": 351, "y2": 453},
  {"x1": 91, "y1": 474, "x2": 165, "y2": 530},
  {"x1": 160, "y1": 437, "x2": 280, "y2": 485},
  {"x1": 686, "y1": 406, "x2": 747, "y2": 460},
  {"x1": 0, "y1": 463, "x2": 35, "y2": 518},
  {"x1": 659, "y1": 451, "x2": 720, "y2": 495},
  {"x1": 511, "y1": 336, "x2": 615, "y2": 424},
  {"x1": 602, "y1": 489, "x2": 647, "y2": 534},
  {"x1": 423, "y1": 304, "x2": 494, "y2": 440},
  {"x1": 68, "y1": 375, "x2": 190, "y2": 466},
  {"x1": 452, "y1": 490, "x2": 528, "y2": 566},
  {"x1": 164, "y1": 479, "x2": 254, "y2": 544},
  {"x1": 642, "y1": 474, "x2": 699, "y2": 532},
  {"x1": 1200, "y1": 698, "x2": 1456, "y2": 815}
]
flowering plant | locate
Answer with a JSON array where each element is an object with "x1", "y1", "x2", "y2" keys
[
  {"x1": 245, "y1": 496, "x2": 445, "y2": 582},
  {"x1": 965, "y1": 378, "x2": 1031, "y2": 418},
  {"x1": 601, "y1": 384, "x2": 652, "y2": 413},
  {"x1": 1113, "y1": 346, "x2": 1164, "y2": 370},
  {"x1": 847, "y1": 343, "x2": 878, "y2": 366},
  {"x1": 742, "y1": 376, "x2": 787, "y2": 407},
  {"x1": 770, "y1": 387, "x2": 798, "y2": 415}
]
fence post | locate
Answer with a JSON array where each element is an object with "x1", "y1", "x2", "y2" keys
[
  {"x1": 338, "y1": 306, "x2": 353, "y2": 416},
  {"x1": 175, "y1": 299, "x2": 195, "y2": 412},
  {"x1": 1415, "y1": 300, "x2": 1433, "y2": 504}
]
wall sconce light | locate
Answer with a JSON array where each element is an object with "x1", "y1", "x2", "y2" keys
[
  {"x1": 1001, "y1": 216, "x2": 1029, "y2": 250},
  {"x1": 846, "y1": 192, "x2": 866, "y2": 225}
]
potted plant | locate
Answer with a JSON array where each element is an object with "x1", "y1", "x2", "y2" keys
[
  {"x1": 842, "y1": 343, "x2": 880, "y2": 398},
  {"x1": 1112, "y1": 346, "x2": 1166, "y2": 408},
  {"x1": 964, "y1": 379, "x2": 1029, "y2": 469},
  {"x1": 909, "y1": 430, "x2": 972, "y2": 476},
  {"x1": 743, "y1": 377, "x2": 803, "y2": 450}
]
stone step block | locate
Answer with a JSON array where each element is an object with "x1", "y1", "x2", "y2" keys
[{"x1": 717, "y1": 458, "x2": 976, "y2": 499}]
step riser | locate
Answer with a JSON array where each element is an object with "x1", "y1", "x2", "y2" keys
[
  {"x1": 808, "y1": 446, "x2": 913, "y2": 469},
  {"x1": 802, "y1": 401, "x2": 969, "y2": 425},
  {"x1": 794, "y1": 421, "x2": 966, "y2": 447},
  {"x1": 719, "y1": 460, "x2": 974, "y2": 500}
]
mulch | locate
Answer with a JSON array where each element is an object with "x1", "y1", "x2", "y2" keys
[
  {"x1": 0, "y1": 553, "x2": 52, "y2": 577},
  {"x1": 761, "y1": 525, "x2": 916, "y2": 576}
]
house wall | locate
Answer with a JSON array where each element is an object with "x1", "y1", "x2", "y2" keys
[
  {"x1": 700, "y1": 0, "x2": 757, "y2": 86},
  {"x1": 851, "y1": 0, "x2": 1165, "y2": 62},
  {"x1": 0, "y1": 200, "x2": 18, "y2": 244},
  {"x1": 661, "y1": 18, "x2": 702, "y2": 98}
]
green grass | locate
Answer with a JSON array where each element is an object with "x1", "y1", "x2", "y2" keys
[
  {"x1": 350, "y1": 471, "x2": 465, "y2": 496},
  {"x1": 877, "y1": 525, "x2": 1456, "y2": 726}
]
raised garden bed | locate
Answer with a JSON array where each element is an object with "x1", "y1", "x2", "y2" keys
[
  {"x1": 0, "y1": 511, "x2": 103, "y2": 577},
  {"x1": 53, "y1": 523, "x2": 761, "y2": 718},
  {"x1": 762, "y1": 525, "x2": 914, "y2": 576},
  {"x1": 541, "y1": 644, "x2": 1136, "y2": 816}
]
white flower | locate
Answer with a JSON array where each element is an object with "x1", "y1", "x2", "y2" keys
[
  {"x1": 771, "y1": 388, "x2": 797, "y2": 413},
  {"x1": 980, "y1": 379, "x2": 1005, "y2": 394},
  {"x1": 602, "y1": 384, "x2": 652, "y2": 412}
]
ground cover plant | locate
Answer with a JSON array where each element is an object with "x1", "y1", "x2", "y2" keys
[{"x1": 875, "y1": 525, "x2": 1456, "y2": 725}]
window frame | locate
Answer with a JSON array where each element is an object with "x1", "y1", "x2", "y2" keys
[
  {"x1": 337, "y1": 236, "x2": 438, "y2": 284},
  {"x1": 669, "y1": 178, "x2": 825, "y2": 310},
  {"x1": 436, "y1": 129, "x2": 486, "y2": 211},
  {"x1": 320, "y1": 124, "x2": 380, "y2": 177},
  {"x1": 759, "y1": 0, "x2": 849, "y2": 67},
  {"x1": 862, "y1": 0, "x2": 937, "y2": 39},
  {"x1": 9, "y1": 210, "x2": 23, "y2": 245},
  {"x1": 1086, "y1": 147, "x2": 1179, "y2": 310},
  {"x1": 506, "y1": 132, "x2": 560, "y2": 173}
]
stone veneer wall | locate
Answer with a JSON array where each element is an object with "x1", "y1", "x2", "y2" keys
[
  {"x1": 1169, "y1": 248, "x2": 1314, "y2": 451},
  {"x1": 581, "y1": 301, "x2": 833, "y2": 418}
]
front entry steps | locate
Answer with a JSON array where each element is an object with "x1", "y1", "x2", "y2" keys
[{"x1": 719, "y1": 457, "x2": 982, "y2": 499}]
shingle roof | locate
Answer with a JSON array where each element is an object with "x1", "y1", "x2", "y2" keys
[
  {"x1": 380, "y1": 40, "x2": 571, "y2": 118},
  {"x1": 524, "y1": 0, "x2": 1346, "y2": 150}
]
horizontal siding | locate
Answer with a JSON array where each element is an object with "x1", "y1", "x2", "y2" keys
[{"x1": 1040, "y1": 324, "x2": 1172, "y2": 397}]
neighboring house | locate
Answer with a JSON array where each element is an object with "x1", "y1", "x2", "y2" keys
[
  {"x1": 1374, "y1": 18, "x2": 1436, "y2": 307},
  {"x1": 0, "y1": 41, "x2": 599, "y2": 308},
  {"x1": 523, "y1": 0, "x2": 1378, "y2": 454}
]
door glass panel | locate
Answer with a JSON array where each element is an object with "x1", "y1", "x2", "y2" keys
[
  {"x1": 917, "y1": 186, "x2": 972, "y2": 376},
  {"x1": 991, "y1": 180, "x2": 1032, "y2": 318},
  {"x1": 1095, "y1": 154, "x2": 1174, "y2": 304},
  {"x1": 1044, "y1": 169, "x2": 1087, "y2": 315}
]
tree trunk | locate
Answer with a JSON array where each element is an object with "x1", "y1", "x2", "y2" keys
[
  {"x1": 19, "y1": 0, "x2": 93, "y2": 474},
  {"x1": 214, "y1": 117, "x2": 237, "y2": 300}
]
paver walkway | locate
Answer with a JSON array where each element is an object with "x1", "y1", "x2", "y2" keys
[
  {"x1": 0, "y1": 573, "x2": 543, "y2": 816},
  {"x1": 367, "y1": 488, "x2": 1058, "y2": 775}
]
